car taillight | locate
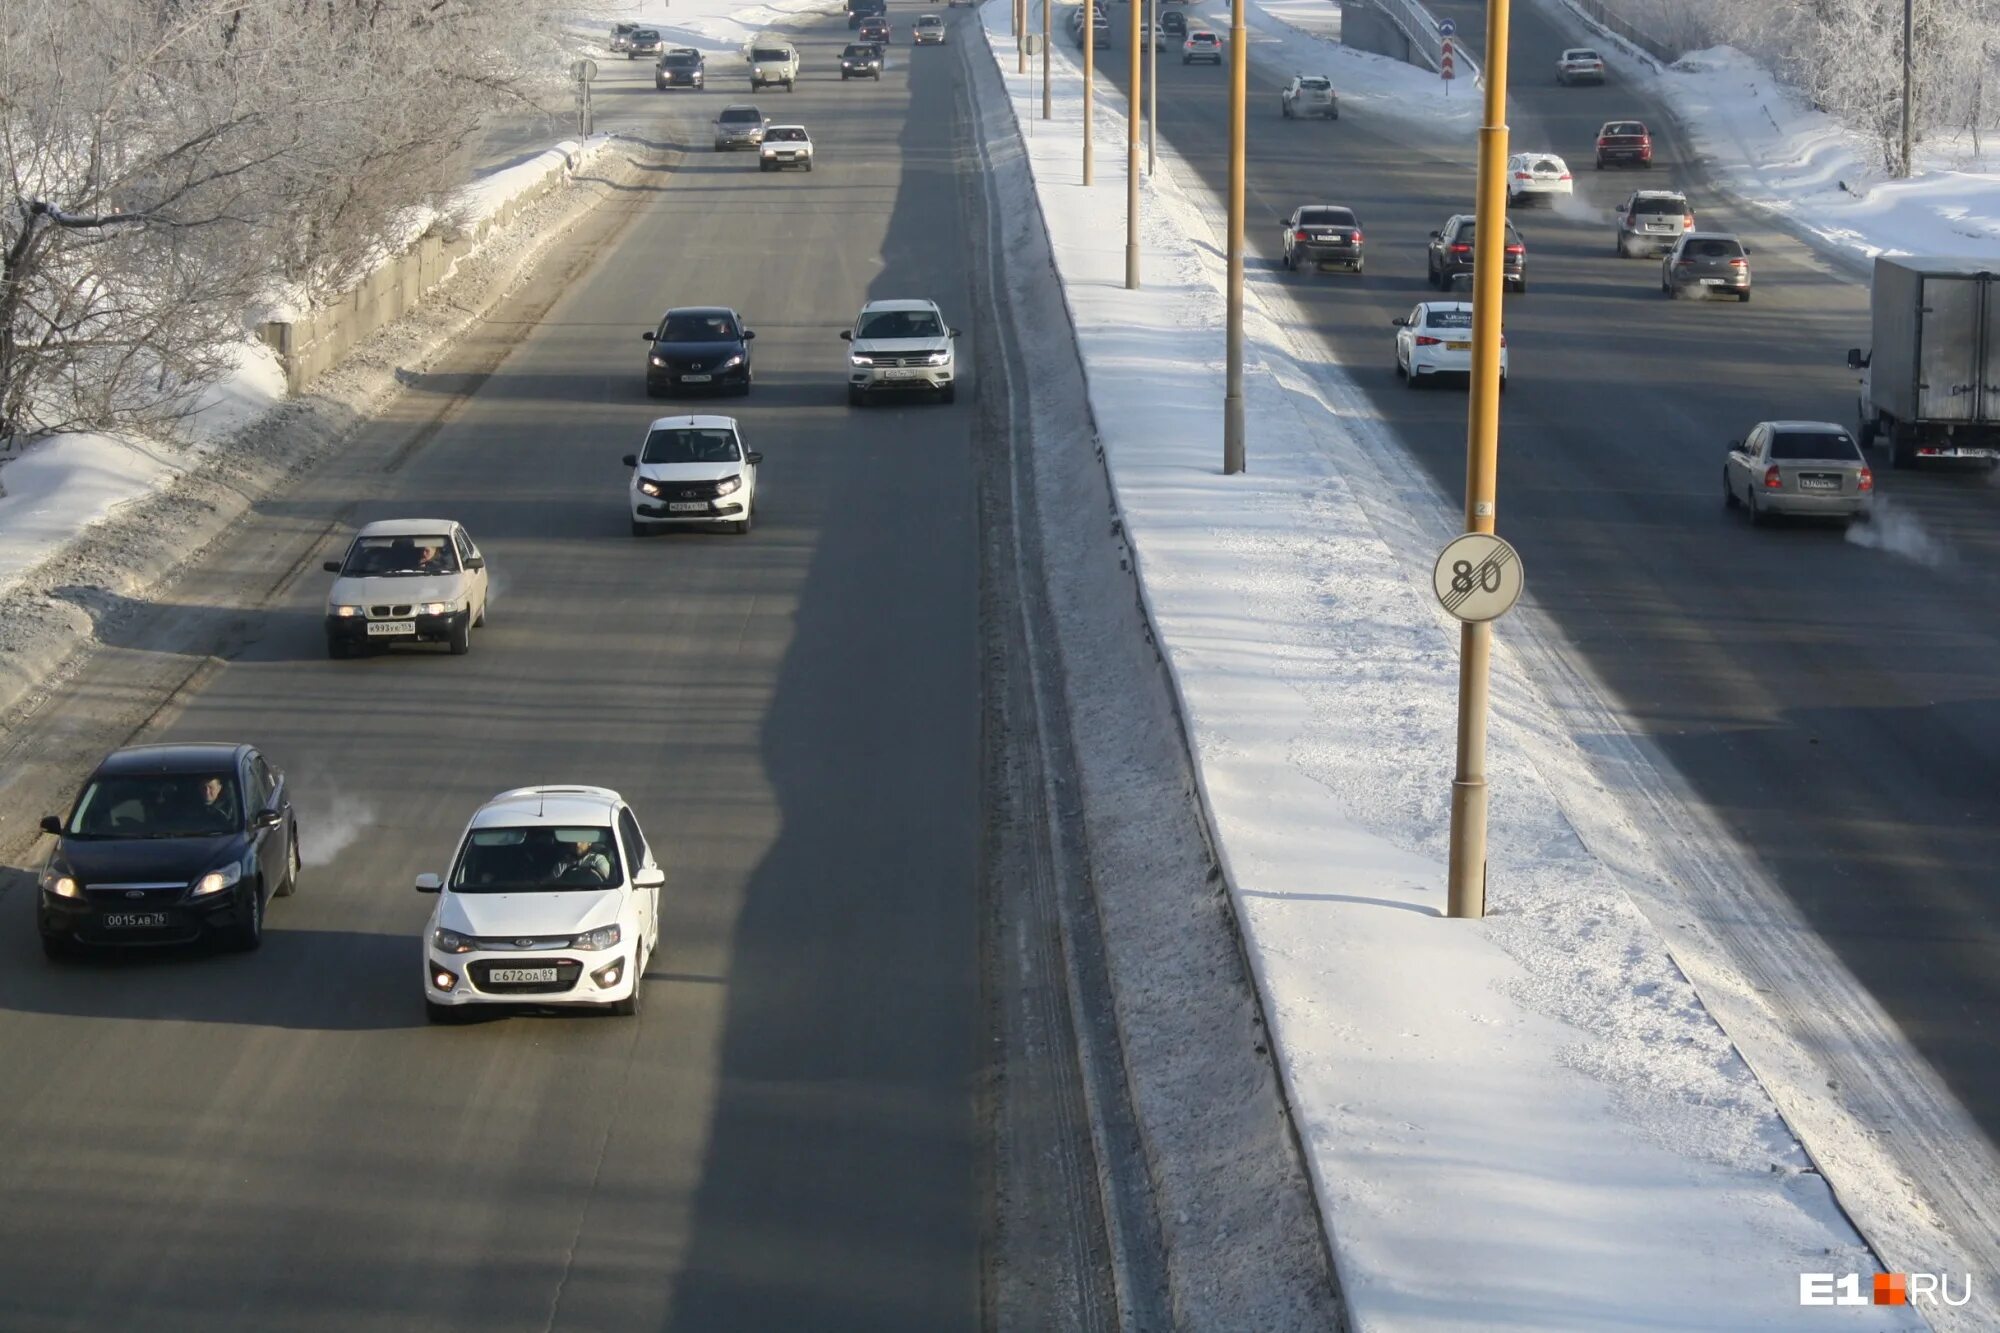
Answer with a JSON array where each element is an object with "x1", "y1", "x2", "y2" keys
[
  {"x1": 1858, "y1": 468, "x2": 1874, "y2": 492},
  {"x1": 1350, "y1": 230, "x2": 1362, "y2": 243},
  {"x1": 1596, "y1": 137, "x2": 1609, "y2": 148},
  {"x1": 1414, "y1": 335, "x2": 1442, "y2": 346},
  {"x1": 1624, "y1": 213, "x2": 1637, "y2": 227},
  {"x1": 1763, "y1": 465, "x2": 1783, "y2": 489},
  {"x1": 1514, "y1": 172, "x2": 1531, "y2": 180},
  {"x1": 1505, "y1": 243, "x2": 1524, "y2": 254},
  {"x1": 1684, "y1": 215, "x2": 1695, "y2": 228},
  {"x1": 1451, "y1": 244, "x2": 1471, "y2": 254},
  {"x1": 1727, "y1": 258, "x2": 1748, "y2": 267},
  {"x1": 1559, "y1": 172, "x2": 1572, "y2": 180}
]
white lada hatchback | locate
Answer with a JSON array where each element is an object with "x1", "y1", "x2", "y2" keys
[{"x1": 417, "y1": 785, "x2": 663, "y2": 1022}]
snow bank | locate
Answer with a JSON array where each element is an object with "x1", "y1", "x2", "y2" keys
[{"x1": 977, "y1": 5, "x2": 1920, "y2": 1327}]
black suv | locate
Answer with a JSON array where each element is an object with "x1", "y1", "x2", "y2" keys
[
  {"x1": 656, "y1": 48, "x2": 705, "y2": 89},
  {"x1": 1427, "y1": 214, "x2": 1527, "y2": 293},
  {"x1": 842, "y1": 43, "x2": 884, "y2": 79},
  {"x1": 643, "y1": 306, "x2": 755, "y2": 396},
  {"x1": 37, "y1": 743, "x2": 299, "y2": 957},
  {"x1": 1159, "y1": 10, "x2": 1187, "y2": 36}
]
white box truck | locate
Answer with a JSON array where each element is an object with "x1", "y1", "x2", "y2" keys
[{"x1": 1847, "y1": 256, "x2": 2000, "y2": 469}]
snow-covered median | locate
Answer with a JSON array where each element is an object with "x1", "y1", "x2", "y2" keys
[{"x1": 977, "y1": 7, "x2": 1919, "y2": 1328}]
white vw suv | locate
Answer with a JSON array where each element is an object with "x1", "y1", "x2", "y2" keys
[
  {"x1": 417, "y1": 786, "x2": 664, "y2": 1022},
  {"x1": 624, "y1": 414, "x2": 762, "y2": 536},
  {"x1": 841, "y1": 298, "x2": 960, "y2": 405}
]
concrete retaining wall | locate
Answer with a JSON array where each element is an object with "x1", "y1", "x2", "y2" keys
[{"x1": 256, "y1": 152, "x2": 578, "y2": 395}]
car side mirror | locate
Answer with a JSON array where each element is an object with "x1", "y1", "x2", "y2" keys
[
  {"x1": 950, "y1": 328, "x2": 962, "y2": 338},
  {"x1": 743, "y1": 329, "x2": 756, "y2": 340},
  {"x1": 1278, "y1": 217, "x2": 1290, "y2": 227},
  {"x1": 839, "y1": 330, "x2": 853, "y2": 341},
  {"x1": 622, "y1": 453, "x2": 638, "y2": 467},
  {"x1": 39, "y1": 815, "x2": 62, "y2": 836},
  {"x1": 323, "y1": 560, "x2": 342, "y2": 573},
  {"x1": 633, "y1": 866, "x2": 666, "y2": 888},
  {"x1": 640, "y1": 331, "x2": 656, "y2": 341},
  {"x1": 1846, "y1": 348, "x2": 1866, "y2": 370},
  {"x1": 465, "y1": 556, "x2": 485, "y2": 571},
  {"x1": 415, "y1": 873, "x2": 442, "y2": 893},
  {"x1": 1728, "y1": 438, "x2": 1742, "y2": 450},
  {"x1": 1391, "y1": 317, "x2": 1408, "y2": 327},
  {"x1": 1428, "y1": 230, "x2": 1441, "y2": 240},
  {"x1": 253, "y1": 809, "x2": 283, "y2": 831},
  {"x1": 745, "y1": 451, "x2": 764, "y2": 464}
]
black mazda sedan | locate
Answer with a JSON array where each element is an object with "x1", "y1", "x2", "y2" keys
[
  {"x1": 643, "y1": 306, "x2": 755, "y2": 397},
  {"x1": 36, "y1": 743, "x2": 300, "y2": 958}
]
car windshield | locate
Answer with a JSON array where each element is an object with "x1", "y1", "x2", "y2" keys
[
  {"x1": 1770, "y1": 431, "x2": 1860, "y2": 461},
  {"x1": 752, "y1": 48, "x2": 788, "y2": 60},
  {"x1": 858, "y1": 308, "x2": 943, "y2": 339},
  {"x1": 341, "y1": 534, "x2": 459, "y2": 577},
  {"x1": 662, "y1": 52, "x2": 699, "y2": 65},
  {"x1": 451, "y1": 826, "x2": 624, "y2": 892},
  {"x1": 1425, "y1": 309, "x2": 1474, "y2": 330},
  {"x1": 67, "y1": 773, "x2": 242, "y2": 839},
  {"x1": 660, "y1": 312, "x2": 739, "y2": 341},
  {"x1": 919, "y1": 16, "x2": 942, "y2": 24},
  {"x1": 767, "y1": 127, "x2": 807, "y2": 142},
  {"x1": 1685, "y1": 238, "x2": 1743, "y2": 258},
  {"x1": 1298, "y1": 208, "x2": 1356, "y2": 227},
  {"x1": 632, "y1": 30, "x2": 659, "y2": 40},
  {"x1": 642, "y1": 428, "x2": 742, "y2": 464},
  {"x1": 1298, "y1": 78, "x2": 1330, "y2": 90},
  {"x1": 844, "y1": 45, "x2": 875, "y2": 55}
]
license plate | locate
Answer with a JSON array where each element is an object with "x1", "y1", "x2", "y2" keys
[
  {"x1": 1799, "y1": 476, "x2": 1839, "y2": 490},
  {"x1": 489, "y1": 967, "x2": 560, "y2": 984},
  {"x1": 667, "y1": 501, "x2": 708, "y2": 512},
  {"x1": 367, "y1": 621, "x2": 416, "y2": 636},
  {"x1": 1446, "y1": 341, "x2": 1471, "y2": 351},
  {"x1": 1700, "y1": 277, "x2": 1725, "y2": 286},
  {"x1": 104, "y1": 912, "x2": 169, "y2": 928},
  {"x1": 681, "y1": 373, "x2": 712, "y2": 383},
  {"x1": 882, "y1": 368, "x2": 919, "y2": 380}
]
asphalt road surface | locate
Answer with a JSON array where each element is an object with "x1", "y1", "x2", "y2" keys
[
  {"x1": 0, "y1": 12, "x2": 993, "y2": 1331},
  {"x1": 1091, "y1": 0, "x2": 2000, "y2": 1134}
]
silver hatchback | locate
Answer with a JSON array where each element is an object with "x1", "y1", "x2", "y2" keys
[
  {"x1": 1663, "y1": 231, "x2": 1751, "y2": 301},
  {"x1": 1724, "y1": 421, "x2": 1874, "y2": 525},
  {"x1": 713, "y1": 105, "x2": 768, "y2": 151}
]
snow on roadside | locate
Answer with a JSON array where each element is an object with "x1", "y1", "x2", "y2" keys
[
  {"x1": 0, "y1": 134, "x2": 612, "y2": 603},
  {"x1": 977, "y1": 6, "x2": 1920, "y2": 1328}
]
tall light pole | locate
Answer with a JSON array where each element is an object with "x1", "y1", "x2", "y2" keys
[
  {"x1": 1126, "y1": 0, "x2": 1142, "y2": 287},
  {"x1": 1446, "y1": 0, "x2": 1513, "y2": 919},
  {"x1": 1018, "y1": 0, "x2": 1028, "y2": 73},
  {"x1": 1899, "y1": 0, "x2": 1915, "y2": 178},
  {"x1": 1083, "y1": 0, "x2": 1096, "y2": 184},
  {"x1": 1043, "y1": 0, "x2": 1052, "y2": 118},
  {"x1": 1222, "y1": 0, "x2": 1246, "y2": 473},
  {"x1": 1147, "y1": 0, "x2": 1158, "y2": 174}
]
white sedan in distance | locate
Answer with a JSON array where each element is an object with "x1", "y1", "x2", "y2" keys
[
  {"x1": 418, "y1": 786, "x2": 664, "y2": 1022},
  {"x1": 760, "y1": 125, "x2": 814, "y2": 171},
  {"x1": 1393, "y1": 301, "x2": 1508, "y2": 390},
  {"x1": 1557, "y1": 47, "x2": 1606, "y2": 84},
  {"x1": 624, "y1": 414, "x2": 762, "y2": 535},
  {"x1": 1506, "y1": 152, "x2": 1573, "y2": 205}
]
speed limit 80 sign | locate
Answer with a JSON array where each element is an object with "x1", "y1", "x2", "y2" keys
[{"x1": 1432, "y1": 533, "x2": 1524, "y2": 622}]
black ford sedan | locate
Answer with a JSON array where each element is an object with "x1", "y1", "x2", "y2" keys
[
  {"x1": 37, "y1": 743, "x2": 300, "y2": 958},
  {"x1": 642, "y1": 306, "x2": 755, "y2": 397}
]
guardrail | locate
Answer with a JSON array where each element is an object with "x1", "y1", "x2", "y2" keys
[{"x1": 1372, "y1": 0, "x2": 1482, "y2": 87}]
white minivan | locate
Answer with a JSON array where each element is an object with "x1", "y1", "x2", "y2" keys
[{"x1": 418, "y1": 786, "x2": 664, "y2": 1022}]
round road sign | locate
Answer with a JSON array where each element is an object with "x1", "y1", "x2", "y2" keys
[
  {"x1": 570, "y1": 57, "x2": 599, "y2": 82},
  {"x1": 1437, "y1": 17, "x2": 1455, "y2": 36},
  {"x1": 1432, "y1": 533, "x2": 1523, "y2": 622}
]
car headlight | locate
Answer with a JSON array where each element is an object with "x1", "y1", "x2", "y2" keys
[
  {"x1": 40, "y1": 866, "x2": 81, "y2": 899},
  {"x1": 572, "y1": 924, "x2": 622, "y2": 952},
  {"x1": 718, "y1": 354, "x2": 744, "y2": 369},
  {"x1": 190, "y1": 862, "x2": 243, "y2": 898},
  {"x1": 850, "y1": 354, "x2": 875, "y2": 366},
  {"x1": 638, "y1": 479, "x2": 663, "y2": 497},
  {"x1": 420, "y1": 601, "x2": 457, "y2": 616},
  {"x1": 926, "y1": 350, "x2": 951, "y2": 365},
  {"x1": 650, "y1": 355, "x2": 667, "y2": 366},
  {"x1": 714, "y1": 474, "x2": 743, "y2": 497},
  {"x1": 432, "y1": 927, "x2": 476, "y2": 955},
  {"x1": 332, "y1": 604, "x2": 363, "y2": 618}
]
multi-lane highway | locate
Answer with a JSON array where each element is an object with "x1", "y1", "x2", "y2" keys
[
  {"x1": 0, "y1": 12, "x2": 1008, "y2": 1330},
  {"x1": 1084, "y1": 0, "x2": 2000, "y2": 1265}
]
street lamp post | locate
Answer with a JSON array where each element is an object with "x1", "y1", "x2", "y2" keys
[
  {"x1": 1043, "y1": 0, "x2": 1052, "y2": 118},
  {"x1": 1147, "y1": 0, "x2": 1158, "y2": 174},
  {"x1": 1445, "y1": 0, "x2": 1514, "y2": 918},
  {"x1": 1222, "y1": 0, "x2": 1246, "y2": 473},
  {"x1": 1126, "y1": 0, "x2": 1142, "y2": 287},
  {"x1": 1083, "y1": 0, "x2": 1096, "y2": 184},
  {"x1": 1900, "y1": 0, "x2": 1915, "y2": 178}
]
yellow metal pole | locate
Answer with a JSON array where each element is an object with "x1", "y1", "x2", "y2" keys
[
  {"x1": 1222, "y1": 0, "x2": 1246, "y2": 472},
  {"x1": 1447, "y1": 0, "x2": 1512, "y2": 920},
  {"x1": 1083, "y1": 0, "x2": 1096, "y2": 184},
  {"x1": 1146, "y1": 0, "x2": 1157, "y2": 174},
  {"x1": 1125, "y1": 0, "x2": 1142, "y2": 287},
  {"x1": 1042, "y1": 0, "x2": 1052, "y2": 119},
  {"x1": 1018, "y1": 0, "x2": 1028, "y2": 72}
]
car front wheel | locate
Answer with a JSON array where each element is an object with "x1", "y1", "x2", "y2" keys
[
  {"x1": 448, "y1": 620, "x2": 471, "y2": 655},
  {"x1": 230, "y1": 884, "x2": 264, "y2": 952}
]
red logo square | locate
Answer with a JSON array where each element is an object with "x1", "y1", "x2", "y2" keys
[{"x1": 1874, "y1": 1273, "x2": 1907, "y2": 1305}]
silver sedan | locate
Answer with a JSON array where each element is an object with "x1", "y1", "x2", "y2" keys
[{"x1": 1724, "y1": 420, "x2": 1874, "y2": 525}]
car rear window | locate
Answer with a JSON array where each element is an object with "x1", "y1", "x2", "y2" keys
[
  {"x1": 1605, "y1": 122, "x2": 1646, "y2": 136},
  {"x1": 1425, "y1": 309, "x2": 1474, "y2": 329},
  {"x1": 1633, "y1": 194, "x2": 1685, "y2": 212},
  {"x1": 1530, "y1": 157, "x2": 1564, "y2": 172},
  {"x1": 1568, "y1": 49, "x2": 1600, "y2": 61},
  {"x1": 1298, "y1": 208, "x2": 1357, "y2": 227},
  {"x1": 1685, "y1": 238, "x2": 1743, "y2": 258},
  {"x1": 1299, "y1": 78, "x2": 1331, "y2": 90},
  {"x1": 1769, "y1": 431, "x2": 1860, "y2": 461}
]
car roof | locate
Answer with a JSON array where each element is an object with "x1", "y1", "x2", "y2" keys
[
  {"x1": 472, "y1": 786, "x2": 624, "y2": 829},
  {"x1": 1762, "y1": 420, "x2": 1850, "y2": 432},
  {"x1": 354, "y1": 517, "x2": 459, "y2": 538},
  {"x1": 660, "y1": 305, "x2": 738, "y2": 318},
  {"x1": 860, "y1": 298, "x2": 942, "y2": 313},
  {"x1": 1563, "y1": 47, "x2": 1598, "y2": 55},
  {"x1": 95, "y1": 743, "x2": 248, "y2": 775},
  {"x1": 719, "y1": 104, "x2": 762, "y2": 113},
  {"x1": 1416, "y1": 301, "x2": 1475, "y2": 313},
  {"x1": 1681, "y1": 230, "x2": 1741, "y2": 241},
  {"x1": 766, "y1": 124, "x2": 809, "y2": 133},
  {"x1": 647, "y1": 414, "x2": 740, "y2": 432}
]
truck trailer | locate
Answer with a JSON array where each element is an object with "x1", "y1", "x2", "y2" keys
[{"x1": 1847, "y1": 256, "x2": 2000, "y2": 469}]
